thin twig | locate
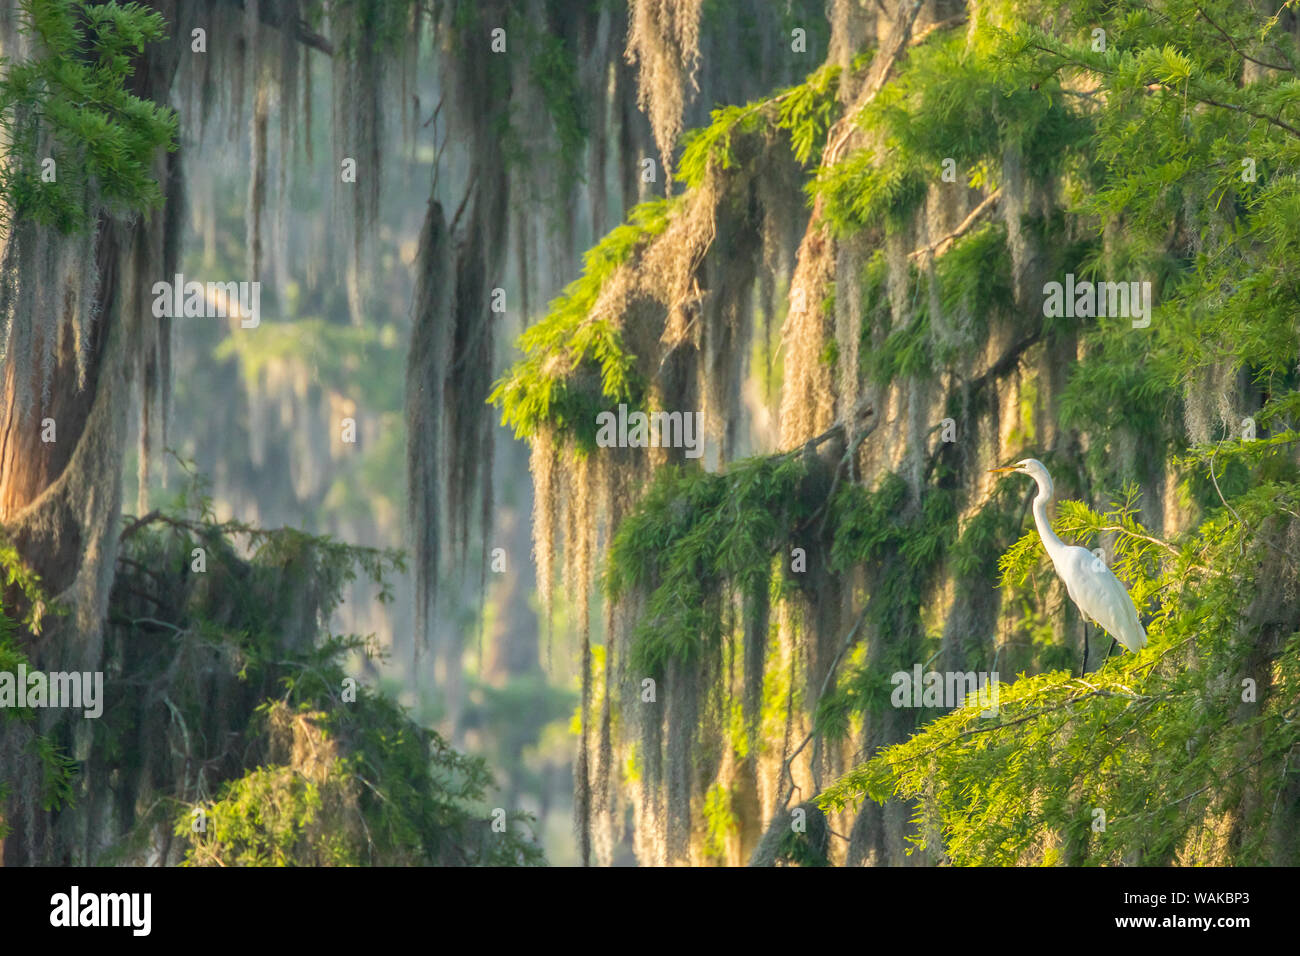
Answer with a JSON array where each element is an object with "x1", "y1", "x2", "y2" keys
[
  {"x1": 907, "y1": 188, "x2": 1002, "y2": 261},
  {"x1": 1028, "y1": 42, "x2": 1300, "y2": 139},
  {"x1": 781, "y1": 604, "x2": 872, "y2": 808},
  {"x1": 1196, "y1": 6, "x2": 1293, "y2": 72},
  {"x1": 825, "y1": 0, "x2": 926, "y2": 166},
  {"x1": 1209, "y1": 440, "x2": 1246, "y2": 558},
  {"x1": 909, "y1": 14, "x2": 968, "y2": 47}
]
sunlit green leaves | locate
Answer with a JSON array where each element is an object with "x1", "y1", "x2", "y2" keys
[
  {"x1": 489, "y1": 197, "x2": 678, "y2": 446},
  {"x1": 676, "y1": 63, "x2": 841, "y2": 189},
  {"x1": 606, "y1": 454, "x2": 814, "y2": 677}
]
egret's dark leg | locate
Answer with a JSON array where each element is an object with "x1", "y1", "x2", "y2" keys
[
  {"x1": 1106, "y1": 636, "x2": 1118, "y2": 660},
  {"x1": 1080, "y1": 623, "x2": 1089, "y2": 677}
]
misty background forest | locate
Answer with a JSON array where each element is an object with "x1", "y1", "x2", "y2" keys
[{"x1": 0, "y1": 0, "x2": 1298, "y2": 867}]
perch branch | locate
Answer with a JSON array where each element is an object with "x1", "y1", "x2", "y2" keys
[{"x1": 908, "y1": 188, "x2": 1002, "y2": 261}]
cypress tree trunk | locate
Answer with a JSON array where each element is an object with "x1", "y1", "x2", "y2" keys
[{"x1": 0, "y1": 0, "x2": 187, "y2": 865}]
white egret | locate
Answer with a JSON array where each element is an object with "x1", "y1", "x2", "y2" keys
[{"x1": 989, "y1": 458, "x2": 1146, "y2": 672}]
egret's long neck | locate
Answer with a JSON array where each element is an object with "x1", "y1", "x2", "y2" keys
[{"x1": 1030, "y1": 472, "x2": 1070, "y2": 563}]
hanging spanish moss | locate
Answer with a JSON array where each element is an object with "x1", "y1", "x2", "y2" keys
[
  {"x1": 135, "y1": 145, "x2": 184, "y2": 514},
  {"x1": 491, "y1": 28, "x2": 855, "y2": 860},
  {"x1": 0, "y1": 219, "x2": 98, "y2": 411},
  {"x1": 0, "y1": 0, "x2": 444, "y2": 865},
  {"x1": 401, "y1": 10, "x2": 508, "y2": 666},
  {"x1": 406, "y1": 199, "x2": 451, "y2": 667},
  {"x1": 330, "y1": 0, "x2": 395, "y2": 322},
  {"x1": 625, "y1": 0, "x2": 703, "y2": 190},
  {"x1": 405, "y1": 0, "x2": 657, "y2": 675},
  {"x1": 3, "y1": 215, "x2": 138, "y2": 671}
]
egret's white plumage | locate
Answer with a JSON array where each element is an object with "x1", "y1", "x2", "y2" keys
[{"x1": 990, "y1": 458, "x2": 1146, "y2": 654}]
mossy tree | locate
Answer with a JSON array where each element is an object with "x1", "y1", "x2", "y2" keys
[{"x1": 494, "y1": 0, "x2": 1300, "y2": 865}]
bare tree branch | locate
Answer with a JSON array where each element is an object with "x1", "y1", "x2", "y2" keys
[{"x1": 908, "y1": 188, "x2": 1003, "y2": 261}]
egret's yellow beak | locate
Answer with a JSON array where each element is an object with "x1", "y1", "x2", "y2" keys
[{"x1": 988, "y1": 465, "x2": 1018, "y2": 475}]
